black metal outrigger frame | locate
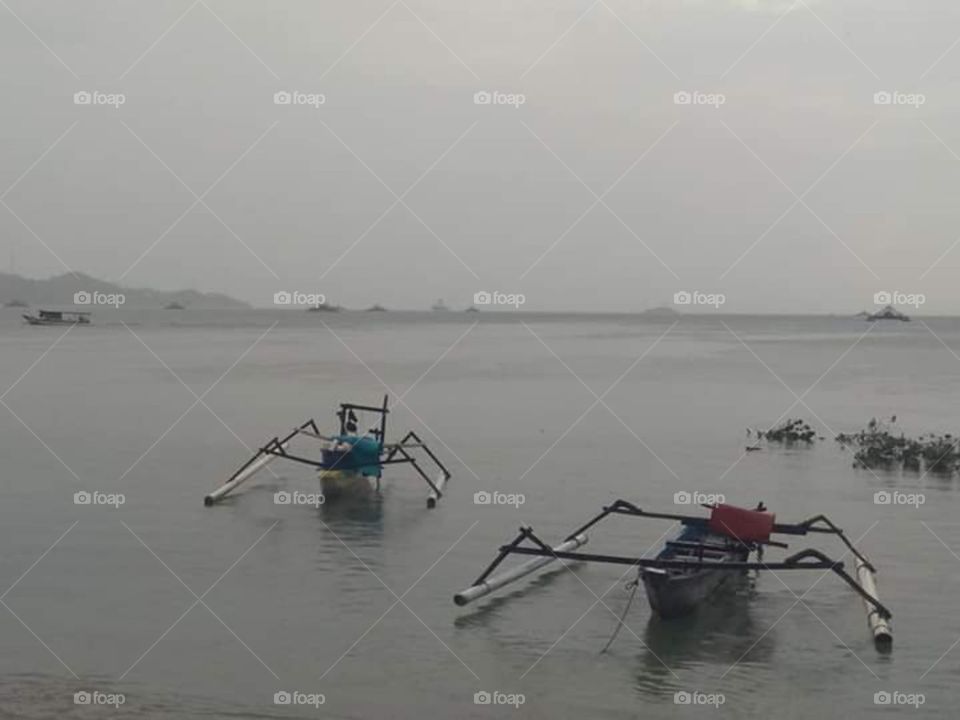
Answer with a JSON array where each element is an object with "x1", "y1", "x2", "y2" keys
[{"x1": 466, "y1": 499, "x2": 891, "y2": 620}]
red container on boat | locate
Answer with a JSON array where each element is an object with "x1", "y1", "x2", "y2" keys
[{"x1": 708, "y1": 504, "x2": 775, "y2": 543}]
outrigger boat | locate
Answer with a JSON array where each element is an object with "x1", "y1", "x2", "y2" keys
[
  {"x1": 22, "y1": 309, "x2": 91, "y2": 326},
  {"x1": 204, "y1": 395, "x2": 452, "y2": 508},
  {"x1": 455, "y1": 501, "x2": 892, "y2": 650}
]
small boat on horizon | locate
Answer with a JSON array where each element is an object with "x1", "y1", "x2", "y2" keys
[
  {"x1": 164, "y1": 301, "x2": 186, "y2": 310},
  {"x1": 431, "y1": 299, "x2": 450, "y2": 312},
  {"x1": 22, "y1": 309, "x2": 91, "y2": 326},
  {"x1": 366, "y1": 304, "x2": 387, "y2": 312},
  {"x1": 3, "y1": 299, "x2": 28, "y2": 308}
]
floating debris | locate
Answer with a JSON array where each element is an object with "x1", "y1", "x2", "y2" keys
[
  {"x1": 754, "y1": 418, "x2": 819, "y2": 445},
  {"x1": 836, "y1": 417, "x2": 959, "y2": 474}
]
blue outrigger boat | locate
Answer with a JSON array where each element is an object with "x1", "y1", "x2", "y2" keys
[
  {"x1": 204, "y1": 395, "x2": 452, "y2": 508},
  {"x1": 456, "y1": 500, "x2": 893, "y2": 651}
]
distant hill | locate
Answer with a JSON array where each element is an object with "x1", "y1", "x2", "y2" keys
[{"x1": 0, "y1": 272, "x2": 249, "y2": 309}]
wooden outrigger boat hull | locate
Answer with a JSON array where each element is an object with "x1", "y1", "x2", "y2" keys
[
  {"x1": 455, "y1": 500, "x2": 893, "y2": 651},
  {"x1": 641, "y1": 525, "x2": 749, "y2": 619}
]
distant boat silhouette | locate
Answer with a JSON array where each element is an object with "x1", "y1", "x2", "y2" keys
[
  {"x1": 465, "y1": 306, "x2": 479, "y2": 313},
  {"x1": 431, "y1": 299, "x2": 450, "y2": 312},
  {"x1": 3, "y1": 299, "x2": 28, "y2": 308},
  {"x1": 23, "y1": 309, "x2": 91, "y2": 326},
  {"x1": 366, "y1": 304, "x2": 387, "y2": 312},
  {"x1": 164, "y1": 301, "x2": 185, "y2": 310},
  {"x1": 866, "y1": 305, "x2": 909, "y2": 322}
]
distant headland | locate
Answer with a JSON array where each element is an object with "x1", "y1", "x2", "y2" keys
[{"x1": 0, "y1": 272, "x2": 249, "y2": 309}]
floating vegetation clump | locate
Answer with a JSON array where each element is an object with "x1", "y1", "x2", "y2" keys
[
  {"x1": 836, "y1": 416, "x2": 960, "y2": 475},
  {"x1": 752, "y1": 418, "x2": 819, "y2": 444}
]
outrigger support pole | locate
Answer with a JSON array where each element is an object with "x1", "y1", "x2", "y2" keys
[
  {"x1": 772, "y1": 514, "x2": 876, "y2": 572},
  {"x1": 454, "y1": 527, "x2": 590, "y2": 606},
  {"x1": 384, "y1": 430, "x2": 452, "y2": 508},
  {"x1": 204, "y1": 419, "x2": 321, "y2": 506},
  {"x1": 567, "y1": 501, "x2": 881, "y2": 570}
]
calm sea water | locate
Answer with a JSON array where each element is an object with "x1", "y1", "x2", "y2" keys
[{"x1": 0, "y1": 308, "x2": 957, "y2": 718}]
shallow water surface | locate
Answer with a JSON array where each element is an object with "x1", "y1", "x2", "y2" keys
[{"x1": 0, "y1": 309, "x2": 956, "y2": 718}]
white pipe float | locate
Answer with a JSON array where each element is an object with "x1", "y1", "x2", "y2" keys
[
  {"x1": 426, "y1": 472, "x2": 449, "y2": 509},
  {"x1": 453, "y1": 534, "x2": 589, "y2": 606},
  {"x1": 204, "y1": 445, "x2": 287, "y2": 506},
  {"x1": 855, "y1": 557, "x2": 892, "y2": 650}
]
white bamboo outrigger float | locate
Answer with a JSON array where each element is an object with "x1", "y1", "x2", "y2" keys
[
  {"x1": 455, "y1": 501, "x2": 893, "y2": 652},
  {"x1": 454, "y1": 534, "x2": 588, "y2": 606},
  {"x1": 856, "y1": 557, "x2": 893, "y2": 650},
  {"x1": 204, "y1": 396, "x2": 452, "y2": 508}
]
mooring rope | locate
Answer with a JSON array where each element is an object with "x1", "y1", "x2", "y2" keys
[{"x1": 600, "y1": 576, "x2": 640, "y2": 654}]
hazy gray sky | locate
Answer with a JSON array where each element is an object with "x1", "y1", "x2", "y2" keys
[{"x1": 2, "y1": 0, "x2": 960, "y2": 312}]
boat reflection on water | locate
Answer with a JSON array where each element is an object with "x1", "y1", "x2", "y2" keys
[
  {"x1": 317, "y1": 473, "x2": 385, "y2": 533},
  {"x1": 631, "y1": 574, "x2": 775, "y2": 697}
]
